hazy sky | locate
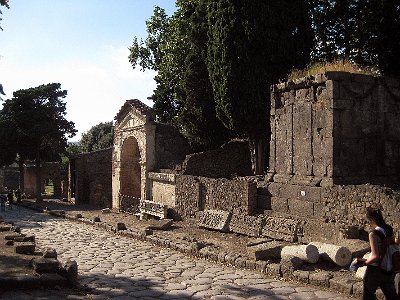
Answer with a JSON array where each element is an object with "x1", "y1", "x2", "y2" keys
[{"x1": 0, "y1": 0, "x2": 176, "y2": 141}]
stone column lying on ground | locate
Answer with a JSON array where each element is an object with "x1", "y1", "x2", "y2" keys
[
  {"x1": 281, "y1": 244, "x2": 319, "y2": 263},
  {"x1": 310, "y1": 242, "x2": 352, "y2": 267}
]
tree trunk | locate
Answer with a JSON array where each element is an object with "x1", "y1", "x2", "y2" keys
[
  {"x1": 18, "y1": 158, "x2": 25, "y2": 193},
  {"x1": 35, "y1": 151, "x2": 42, "y2": 203}
]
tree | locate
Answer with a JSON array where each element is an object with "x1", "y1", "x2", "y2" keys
[
  {"x1": 0, "y1": 0, "x2": 9, "y2": 31},
  {"x1": 0, "y1": 83, "x2": 76, "y2": 201},
  {"x1": 80, "y1": 121, "x2": 114, "y2": 153},
  {"x1": 129, "y1": 0, "x2": 231, "y2": 151},
  {"x1": 310, "y1": 0, "x2": 400, "y2": 76},
  {"x1": 206, "y1": 0, "x2": 313, "y2": 173}
]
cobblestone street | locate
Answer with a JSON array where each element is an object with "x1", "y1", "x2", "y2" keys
[{"x1": 1, "y1": 208, "x2": 352, "y2": 300}]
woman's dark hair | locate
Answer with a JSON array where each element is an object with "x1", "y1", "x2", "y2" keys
[{"x1": 366, "y1": 208, "x2": 393, "y2": 236}]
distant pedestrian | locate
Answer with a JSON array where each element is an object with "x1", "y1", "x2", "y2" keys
[
  {"x1": 7, "y1": 190, "x2": 13, "y2": 210},
  {"x1": 0, "y1": 194, "x2": 6, "y2": 212},
  {"x1": 14, "y1": 189, "x2": 21, "y2": 203}
]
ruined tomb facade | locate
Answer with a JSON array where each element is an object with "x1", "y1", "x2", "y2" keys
[
  {"x1": 112, "y1": 99, "x2": 190, "y2": 212},
  {"x1": 69, "y1": 148, "x2": 112, "y2": 207},
  {"x1": 269, "y1": 71, "x2": 400, "y2": 187},
  {"x1": 24, "y1": 162, "x2": 62, "y2": 198}
]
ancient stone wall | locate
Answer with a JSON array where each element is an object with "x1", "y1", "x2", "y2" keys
[
  {"x1": 257, "y1": 181, "x2": 400, "y2": 243},
  {"x1": 181, "y1": 140, "x2": 253, "y2": 179},
  {"x1": 175, "y1": 175, "x2": 257, "y2": 218},
  {"x1": 71, "y1": 148, "x2": 112, "y2": 208},
  {"x1": 270, "y1": 72, "x2": 400, "y2": 187}
]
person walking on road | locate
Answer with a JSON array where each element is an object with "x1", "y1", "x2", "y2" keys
[
  {"x1": 0, "y1": 194, "x2": 6, "y2": 212},
  {"x1": 354, "y1": 208, "x2": 399, "y2": 300},
  {"x1": 7, "y1": 190, "x2": 13, "y2": 210}
]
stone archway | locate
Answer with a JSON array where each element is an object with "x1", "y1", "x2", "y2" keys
[{"x1": 119, "y1": 136, "x2": 141, "y2": 211}]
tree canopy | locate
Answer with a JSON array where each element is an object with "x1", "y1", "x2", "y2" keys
[
  {"x1": 0, "y1": 83, "x2": 76, "y2": 200},
  {"x1": 311, "y1": 0, "x2": 400, "y2": 76},
  {"x1": 79, "y1": 121, "x2": 114, "y2": 153},
  {"x1": 129, "y1": 0, "x2": 232, "y2": 151}
]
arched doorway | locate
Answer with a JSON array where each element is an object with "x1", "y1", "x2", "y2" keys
[{"x1": 119, "y1": 136, "x2": 141, "y2": 212}]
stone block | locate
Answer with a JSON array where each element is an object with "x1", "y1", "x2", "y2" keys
[
  {"x1": 32, "y1": 258, "x2": 60, "y2": 274},
  {"x1": 43, "y1": 248, "x2": 57, "y2": 259},
  {"x1": 266, "y1": 263, "x2": 281, "y2": 278},
  {"x1": 140, "y1": 199, "x2": 168, "y2": 219},
  {"x1": 271, "y1": 197, "x2": 288, "y2": 213},
  {"x1": 4, "y1": 234, "x2": 24, "y2": 240},
  {"x1": 225, "y1": 252, "x2": 241, "y2": 266},
  {"x1": 14, "y1": 235, "x2": 35, "y2": 243},
  {"x1": 0, "y1": 224, "x2": 12, "y2": 231},
  {"x1": 63, "y1": 260, "x2": 78, "y2": 286},
  {"x1": 337, "y1": 239, "x2": 370, "y2": 259},
  {"x1": 247, "y1": 241, "x2": 287, "y2": 260},
  {"x1": 196, "y1": 210, "x2": 231, "y2": 232},
  {"x1": 146, "y1": 219, "x2": 173, "y2": 231},
  {"x1": 309, "y1": 271, "x2": 333, "y2": 287},
  {"x1": 329, "y1": 275, "x2": 356, "y2": 295},
  {"x1": 293, "y1": 270, "x2": 310, "y2": 284},
  {"x1": 262, "y1": 216, "x2": 299, "y2": 242},
  {"x1": 352, "y1": 281, "x2": 364, "y2": 297},
  {"x1": 15, "y1": 242, "x2": 35, "y2": 254},
  {"x1": 116, "y1": 222, "x2": 127, "y2": 231},
  {"x1": 288, "y1": 198, "x2": 314, "y2": 218},
  {"x1": 229, "y1": 214, "x2": 262, "y2": 237},
  {"x1": 255, "y1": 260, "x2": 268, "y2": 273},
  {"x1": 280, "y1": 256, "x2": 304, "y2": 278}
]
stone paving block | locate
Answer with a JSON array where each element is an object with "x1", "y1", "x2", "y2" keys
[
  {"x1": 309, "y1": 271, "x2": 333, "y2": 288},
  {"x1": 329, "y1": 275, "x2": 355, "y2": 295},
  {"x1": 196, "y1": 210, "x2": 231, "y2": 232},
  {"x1": 14, "y1": 242, "x2": 35, "y2": 254},
  {"x1": 293, "y1": 270, "x2": 310, "y2": 284},
  {"x1": 266, "y1": 263, "x2": 281, "y2": 278}
]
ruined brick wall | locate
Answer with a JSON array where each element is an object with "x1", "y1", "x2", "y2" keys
[
  {"x1": 175, "y1": 175, "x2": 257, "y2": 218},
  {"x1": 155, "y1": 123, "x2": 191, "y2": 170},
  {"x1": 181, "y1": 140, "x2": 253, "y2": 179},
  {"x1": 72, "y1": 148, "x2": 112, "y2": 208},
  {"x1": 270, "y1": 72, "x2": 400, "y2": 187}
]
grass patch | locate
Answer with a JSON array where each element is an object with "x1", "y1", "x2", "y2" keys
[{"x1": 288, "y1": 59, "x2": 379, "y2": 80}]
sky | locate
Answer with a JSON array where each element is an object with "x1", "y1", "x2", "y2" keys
[{"x1": 0, "y1": 0, "x2": 177, "y2": 141}]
